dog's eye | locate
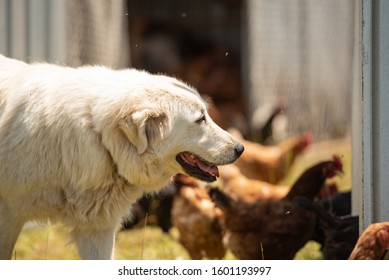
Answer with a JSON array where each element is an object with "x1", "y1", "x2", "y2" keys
[{"x1": 195, "y1": 114, "x2": 206, "y2": 124}]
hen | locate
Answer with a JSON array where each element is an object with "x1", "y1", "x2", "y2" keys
[
  {"x1": 232, "y1": 131, "x2": 313, "y2": 183},
  {"x1": 218, "y1": 164, "x2": 289, "y2": 203},
  {"x1": 171, "y1": 174, "x2": 226, "y2": 260},
  {"x1": 210, "y1": 188, "x2": 316, "y2": 259},
  {"x1": 209, "y1": 156, "x2": 343, "y2": 260},
  {"x1": 282, "y1": 155, "x2": 342, "y2": 200},
  {"x1": 121, "y1": 182, "x2": 177, "y2": 232},
  {"x1": 170, "y1": 165, "x2": 288, "y2": 259},
  {"x1": 250, "y1": 101, "x2": 287, "y2": 145},
  {"x1": 349, "y1": 222, "x2": 389, "y2": 260},
  {"x1": 122, "y1": 130, "x2": 311, "y2": 232},
  {"x1": 318, "y1": 190, "x2": 352, "y2": 216}
]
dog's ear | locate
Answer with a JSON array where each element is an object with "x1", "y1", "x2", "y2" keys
[{"x1": 119, "y1": 109, "x2": 170, "y2": 154}]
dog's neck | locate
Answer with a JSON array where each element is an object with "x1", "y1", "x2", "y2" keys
[
  {"x1": 99, "y1": 136, "x2": 134, "y2": 188},
  {"x1": 113, "y1": 165, "x2": 132, "y2": 187}
]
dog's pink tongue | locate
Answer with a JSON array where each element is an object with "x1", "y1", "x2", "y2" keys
[{"x1": 196, "y1": 160, "x2": 219, "y2": 177}]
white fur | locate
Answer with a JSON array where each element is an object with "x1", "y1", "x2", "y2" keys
[{"x1": 0, "y1": 55, "x2": 242, "y2": 259}]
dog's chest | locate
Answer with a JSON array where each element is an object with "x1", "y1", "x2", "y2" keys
[
  {"x1": 59, "y1": 181, "x2": 142, "y2": 227},
  {"x1": 14, "y1": 180, "x2": 142, "y2": 231}
]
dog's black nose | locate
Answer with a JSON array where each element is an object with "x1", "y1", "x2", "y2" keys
[{"x1": 234, "y1": 143, "x2": 244, "y2": 157}]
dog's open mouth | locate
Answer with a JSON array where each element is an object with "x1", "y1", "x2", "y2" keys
[{"x1": 176, "y1": 152, "x2": 219, "y2": 182}]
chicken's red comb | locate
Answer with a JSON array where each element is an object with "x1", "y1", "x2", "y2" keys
[{"x1": 332, "y1": 154, "x2": 343, "y2": 173}]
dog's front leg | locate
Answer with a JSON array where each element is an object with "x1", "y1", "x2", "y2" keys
[
  {"x1": 0, "y1": 210, "x2": 24, "y2": 260},
  {"x1": 73, "y1": 227, "x2": 116, "y2": 260}
]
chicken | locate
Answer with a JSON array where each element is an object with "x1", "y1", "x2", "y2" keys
[
  {"x1": 218, "y1": 164, "x2": 289, "y2": 203},
  {"x1": 121, "y1": 182, "x2": 177, "y2": 232},
  {"x1": 349, "y1": 222, "x2": 389, "y2": 260},
  {"x1": 295, "y1": 196, "x2": 359, "y2": 260},
  {"x1": 231, "y1": 131, "x2": 313, "y2": 183},
  {"x1": 218, "y1": 155, "x2": 341, "y2": 204},
  {"x1": 250, "y1": 100, "x2": 287, "y2": 145},
  {"x1": 209, "y1": 156, "x2": 343, "y2": 260},
  {"x1": 316, "y1": 182, "x2": 341, "y2": 201},
  {"x1": 210, "y1": 188, "x2": 317, "y2": 260},
  {"x1": 171, "y1": 174, "x2": 226, "y2": 259},
  {"x1": 171, "y1": 156, "x2": 342, "y2": 259},
  {"x1": 171, "y1": 166, "x2": 287, "y2": 260},
  {"x1": 318, "y1": 190, "x2": 352, "y2": 216},
  {"x1": 321, "y1": 215, "x2": 359, "y2": 259},
  {"x1": 282, "y1": 155, "x2": 343, "y2": 200}
]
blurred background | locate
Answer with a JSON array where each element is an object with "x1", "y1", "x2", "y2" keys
[
  {"x1": 0, "y1": 0, "x2": 358, "y2": 142},
  {"x1": 0, "y1": 0, "x2": 361, "y2": 259}
]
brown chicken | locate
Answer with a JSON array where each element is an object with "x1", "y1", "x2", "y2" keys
[
  {"x1": 218, "y1": 164, "x2": 289, "y2": 203},
  {"x1": 171, "y1": 174, "x2": 226, "y2": 260},
  {"x1": 282, "y1": 155, "x2": 342, "y2": 200},
  {"x1": 232, "y1": 131, "x2": 313, "y2": 183},
  {"x1": 170, "y1": 166, "x2": 288, "y2": 259},
  {"x1": 349, "y1": 222, "x2": 389, "y2": 260},
  {"x1": 210, "y1": 188, "x2": 317, "y2": 259},
  {"x1": 209, "y1": 156, "x2": 343, "y2": 260}
]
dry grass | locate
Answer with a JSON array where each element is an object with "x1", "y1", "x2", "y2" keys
[{"x1": 12, "y1": 137, "x2": 351, "y2": 260}]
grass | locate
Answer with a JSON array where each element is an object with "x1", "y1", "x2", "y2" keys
[
  {"x1": 12, "y1": 137, "x2": 351, "y2": 260},
  {"x1": 14, "y1": 224, "x2": 238, "y2": 260}
]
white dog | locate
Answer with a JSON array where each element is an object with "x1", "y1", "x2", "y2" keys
[{"x1": 0, "y1": 55, "x2": 244, "y2": 259}]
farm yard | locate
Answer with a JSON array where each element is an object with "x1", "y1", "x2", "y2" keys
[{"x1": 3, "y1": 0, "x2": 389, "y2": 263}]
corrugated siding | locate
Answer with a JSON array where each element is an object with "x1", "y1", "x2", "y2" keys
[
  {"x1": 0, "y1": 0, "x2": 130, "y2": 67},
  {"x1": 0, "y1": 0, "x2": 67, "y2": 63},
  {"x1": 356, "y1": 0, "x2": 389, "y2": 227},
  {"x1": 65, "y1": 0, "x2": 130, "y2": 68},
  {"x1": 245, "y1": 0, "x2": 355, "y2": 140}
]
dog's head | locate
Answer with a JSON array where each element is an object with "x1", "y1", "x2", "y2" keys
[
  {"x1": 95, "y1": 70, "x2": 244, "y2": 191},
  {"x1": 115, "y1": 73, "x2": 244, "y2": 185}
]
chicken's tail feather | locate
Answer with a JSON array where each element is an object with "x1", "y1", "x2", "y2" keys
[{"x1": 209, "y1": 188, "x2": 233, "y2": 211}]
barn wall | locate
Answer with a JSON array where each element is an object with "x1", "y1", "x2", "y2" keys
[
  {"x1": 355, "y1": 0, "x2": 389, "y2": 228},
  {"x1": 245, "y1": 0, "x2": 355, "y2": 141},
  {"x1": 0, "y1": 0, "x2": 130, "y2": 67}
]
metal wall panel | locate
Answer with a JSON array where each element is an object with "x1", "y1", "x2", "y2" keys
[
  {"x1": 245, "y1": 0, "x2": 355, "y2": 141},
  {"x1": 0, "y1": 0, "x2": 129, "y2": 66},
  {"x1": 0, "y1": 0, "x2": 66, "y2": 62},
  {"x1": 356, "y1": 0, "x2": 389, "y2": 229}
]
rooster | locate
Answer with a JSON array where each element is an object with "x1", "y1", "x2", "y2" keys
[
  {"x1": 349, "y1": 222, "x2": 389, "y2": 260},
  {"x1": 209, "y1": 155, "x2": 343, "y2": 260}
]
